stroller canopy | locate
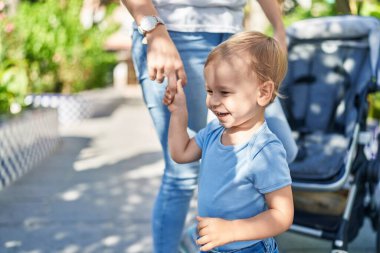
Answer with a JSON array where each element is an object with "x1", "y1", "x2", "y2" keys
[{"x1": 287, "y1": 16, "x2": 380, "y2": 88}]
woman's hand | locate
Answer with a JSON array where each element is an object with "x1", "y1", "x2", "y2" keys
[{"x1": 146, "y1": 25, "x2": 187, "y2": 104}]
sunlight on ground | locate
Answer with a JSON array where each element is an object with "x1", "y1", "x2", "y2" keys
[
  {"x1": 102, "y1": 235, "x2": 121, "y2": 246},
  {"x1": 60, "y1": 190, "x2": 82, "y2": 201},
  {"x1": 126, "y1": 236, "x2": 151, "y2": 253},
  {"x1": 123, "y1": 161, "x2": 163, "y2": 179},
  {"x1": 5, "y1": 240, "x2": 22, "y2": 248}
]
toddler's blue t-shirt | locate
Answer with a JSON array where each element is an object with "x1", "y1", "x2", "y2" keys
[{"x1": 195, "y1": 119, "x2": 292, "y2": 251}]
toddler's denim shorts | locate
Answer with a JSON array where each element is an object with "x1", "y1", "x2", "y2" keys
[{"x1": 200, "y1": 237, "x2": 279, "y2": 253}]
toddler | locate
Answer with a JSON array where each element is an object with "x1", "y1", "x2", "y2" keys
[{"x1": 166, "y1": 31, "x2": 293, "y2": 253}]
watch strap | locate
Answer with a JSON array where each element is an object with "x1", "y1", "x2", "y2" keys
[{"x1": 138, "y1": 16, "x2": 165, "y2": 36}]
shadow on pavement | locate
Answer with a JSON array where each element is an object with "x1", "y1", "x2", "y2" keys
[{"x1": 0, "y1": 135, "x2": 162, "y2": 253}]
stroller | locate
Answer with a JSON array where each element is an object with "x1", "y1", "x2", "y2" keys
[{"x1": 282, "y1": 15, "x2": 380, "y2": 252}]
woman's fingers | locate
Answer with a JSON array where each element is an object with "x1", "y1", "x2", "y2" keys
[
  {"x1": 148, "y1": 66, "x2": 156, "y2": 81},
  {"x1": 176, "y1": 67, "x2": 187, "y2": 85},
  {"x1": 155, "y1": 67, "x2": 165, "y2": 83}
]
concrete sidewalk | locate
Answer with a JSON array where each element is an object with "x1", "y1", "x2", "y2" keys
[{"x1": 0, "y1": 86, "x2": 376, "y2": 253}]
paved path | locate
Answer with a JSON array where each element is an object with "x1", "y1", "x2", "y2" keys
[{"x1": 0, "y1": 86, "x2": 376, "y2": 253}]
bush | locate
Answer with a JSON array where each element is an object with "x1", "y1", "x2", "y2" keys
[
  {"x1": 281, "y1": 0, "x2": 380, "y2": 26},
  {"x1": 0, "y1": 0, "x2": 118, "y2": 114},
  {"x1": 0, "y1": 5, "x2": 28, "y2": 115},
  {"x1": 14, "y1": 0, "x2": 117, "y2": 94}
]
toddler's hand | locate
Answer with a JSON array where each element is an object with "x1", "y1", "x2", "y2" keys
[
  {"x1": 196, "y1": 216, "x2": 235, "y2": 251},
  {"x1": 163, "y1": 72, "x2": 178, "y2": 106},
  {"x1": 165, "y1": 79, "x2": 187, "y2": 113}
]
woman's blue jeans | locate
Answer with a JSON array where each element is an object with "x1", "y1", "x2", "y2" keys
[{"x1": 132, "y1": 29, "x2": 233, "y2": 253}]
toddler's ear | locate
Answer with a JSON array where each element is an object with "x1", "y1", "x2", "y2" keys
[{"x1": 257, "y1": 81, "x2": 274, "y2": 107}]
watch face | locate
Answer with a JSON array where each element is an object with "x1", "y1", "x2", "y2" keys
[{"x1": 140, "y1": 16, "x2": 157, "y2": 32}]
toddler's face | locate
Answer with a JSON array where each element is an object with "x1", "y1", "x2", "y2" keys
[{"x1": 204, "y1": 58, "x2": 263, "y2": 130}]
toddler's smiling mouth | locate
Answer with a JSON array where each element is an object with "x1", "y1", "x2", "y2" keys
[{"x1": 215, "y1": 111, "x2": 230, "y2": 117}]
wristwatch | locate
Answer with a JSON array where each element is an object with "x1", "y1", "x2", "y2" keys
[{"x1": 138, "y1": 16, "x2": 165, "y2": 36}]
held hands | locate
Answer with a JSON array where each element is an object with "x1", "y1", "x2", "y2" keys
[
  {"x1": 196, "y1": 216, "x2": 236, "y2": 251},
  {"x1": 146, "y1": 26, "x2": 187, "y2": 105},
  {"x1": 164, "y1": 79, "x2": 186, "y2": 113}
]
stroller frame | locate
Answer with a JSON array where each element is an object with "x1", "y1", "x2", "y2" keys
[{"x1": 283, "y1": 15, "x2": 380, "y2": 253}]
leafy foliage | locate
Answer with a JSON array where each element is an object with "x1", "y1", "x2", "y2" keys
[
  {"x1": 0, "y1": 0, "x2": 118, "y2": 114},
  {"x1": 14, "y1": 0, "x2": 117, "y2": 93},
  {"x1": 0, "y1": 5, "x2": 28, "y2": 115}
]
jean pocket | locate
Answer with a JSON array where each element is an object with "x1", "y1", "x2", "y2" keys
[{"x1": 262, "y1": 238, "x2": 278, "y2": 253}]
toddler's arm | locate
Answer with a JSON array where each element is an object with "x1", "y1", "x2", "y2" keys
[
  {"x1": 196, "y1": 185, "x2": 293, "y2": 251},
  {"x1": 166, "y1": 80, "x2": 202, "y2": 163}
]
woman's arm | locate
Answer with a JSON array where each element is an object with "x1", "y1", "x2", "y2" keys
[
  {"x1": 120, "y1": 0, "x2": 158, "y2": 24},
  {"x1": 167, "y1": 80, "x2": 202, "y2": 164},
  {"x1": 120, "y1": 0, "x2": 186, "y2": 102},
  {"x1": 196, "y1": 186, "x2": 293, "y2": 251},
  {"x1": 257, "y1": 0, "x2": 287, "y2": 52}
]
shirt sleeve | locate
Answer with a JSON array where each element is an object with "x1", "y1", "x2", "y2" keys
[
  {"x1": 195, "y1": 119, "x2": 219, "y2": 149},
  {"x1": 195, "y1": 127, "x2": 207, "y2": 149},
  {"x1": 251, "y1": 141, "x2": 292, "y2": 194}
]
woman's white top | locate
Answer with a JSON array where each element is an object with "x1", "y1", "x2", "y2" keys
[{"x1": 152, "y1": 0, "x2": 246, "y2": 33}]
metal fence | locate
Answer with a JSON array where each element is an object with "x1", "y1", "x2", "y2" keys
[{"x1": 0, "y1": 108, "x2": 61, "y2": 190}]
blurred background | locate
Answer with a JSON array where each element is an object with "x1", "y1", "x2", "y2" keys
[
  {"x1": 1, "y1": 0, "x2": 379, "y2": 117},
  {"x1": 0, "y1": 0, "x2": 380, "y2": 252}
]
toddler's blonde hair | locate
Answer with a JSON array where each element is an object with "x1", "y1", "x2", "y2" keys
[{"x1": 205, "y1": 31, "x2": 288, "y2": 101}]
